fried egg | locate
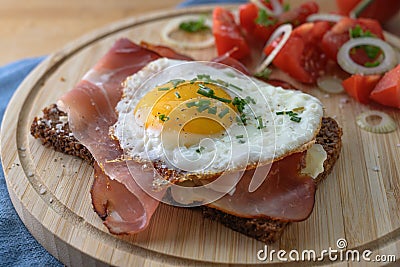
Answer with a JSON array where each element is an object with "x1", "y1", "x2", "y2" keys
[{"x1": 112, "y1": 58, "x2": 323, "y2": 181}]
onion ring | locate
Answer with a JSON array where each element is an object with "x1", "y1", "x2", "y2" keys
[
  {"x1": 337, "y1": 37, "x2": 397, "y2": 75},
  {"x1": 161, "y1": 15, "x2": 214, "y2": 49}
]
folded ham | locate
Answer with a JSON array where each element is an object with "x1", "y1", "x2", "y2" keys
[
  {"x1": 58, "y1": 38, "x2": 189, "y2": 233},
  {"x1": 207, "y1": 152, "x2": 316, "y2": 221}
]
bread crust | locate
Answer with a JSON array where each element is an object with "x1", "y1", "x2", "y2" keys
[{"x1": 31, "y1": 105, "x2": 342, "y2": 243}]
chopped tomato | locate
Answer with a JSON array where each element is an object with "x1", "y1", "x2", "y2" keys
[
  {"x1": 342, "y1": 74, "x2": 381, "y2": 104},
  {"x1": 370, "y1": 64, "x2": 400, "y2": 108},
  {"x1": 239, "y1": 3, "x2": 278, "y2": 43},
  {"x1": 239, "y1": 3, "x2": 259, "y2": 34},
  {"x1": 266, "y1": 21, "x2": 331, "y2": 84},
  {"x1": 262, "y1": 0, "x2": 284, "y2": 10},
  {"x1": 336, "y1": 0, "x2": 400, "y2": 24},
  {"x1": 321, "y1": 17, "x2": 384, "y2": 63},
  {"x1": 239, "y1": 1, "x2": 318, "y2": 44},
  {"x1": 278, "y1": 1, "x2": 319, "y2": 26},
  {"x1": 213, "y1": 7, "x2": 250, "y2": 60}
]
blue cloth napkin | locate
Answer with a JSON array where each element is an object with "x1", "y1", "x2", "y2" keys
[
  {"x1": 0, "y1": 1, "x2": 244, "y2": 265},
  {"x1": 0, "y1": 56, "x2": 62, "y2": 266}
]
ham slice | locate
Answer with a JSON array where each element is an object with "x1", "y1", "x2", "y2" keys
[
  {"x1": 207, "y1": 152, "x2": 316, "y2": 221},
  {"x1": 58, "y1": 38, "x2": 190, "y2": 233},
  {"x1": 140, "y1": 41, "x2": 193, "y2": 61}
]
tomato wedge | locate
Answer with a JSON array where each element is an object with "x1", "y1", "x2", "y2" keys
[
  {"x1": 370, "y1": 64, "x2": 400, "y2": 108},
  {"x1": 239, "y1": 3, "x2": 277, "y2": 44},
  {"x1": 239, "y1": 1, "x2": 318, "y2": 44},
  {"x1": 336, "y1": 0, "x2": 400, "y2": 24},
  {"x1": 213, "y1": 7, "x2": 250, "y2": 60},
  {"x1": 266, "y1": 21, "x2": 331, "y2": 84},
  {"x1": 342, "y1": 74, "x2": 381, "y2": 104},
  {"x1": 278, "y1": 1, "x2": 319, "y2": 26},
  {"x1": 321, "y1": 17, "x2": 384, "y2": 63}
]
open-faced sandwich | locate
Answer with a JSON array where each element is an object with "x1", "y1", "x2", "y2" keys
[{"x1": 31, "y1": 36, "x2": 342, "y2": 243}]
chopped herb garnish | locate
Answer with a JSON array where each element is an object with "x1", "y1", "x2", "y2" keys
[
  {"x1": 231, "y1": 97, "x2": 249, "y2": 125},
  {"x1": 218, "y1": 108, "x2": 230, "y2": 118},
  {"x1": 159, "y1": 114, "x2": 170, "y2": 122},
  {"x1": 349, "y1": 25, "x2": 380, "y2": 59},
  {"x1": 225, "y1": 71, "x2": 235, "y2": 78},
  {"x1": 197, "y1": 99, "x2": 211, "y2": 106},
  {"x1": 237, "y1": 113, "x2": 248, "y2": 125},
  {"x1": 179, "y1": 17, "x2": 210, "y2": 33},
  {"x1": 169, "y1": 79, "x2": 185, "y2": 88},
  {"x1": 215, "y1": 79, "x2": 229, "y2": 87},
  {"x1": 174, "y1": 92, "x2": 181, "y2": 98},
  {"x1": 290, "y1": 116, "x2": 302, "y2": 123},
  {"x1": 236, "y1": 135, "x2": 244, "y2": 139},
  {"x1": 197, "y1": 74, "x2": 211, "y2": 80},
  {"x1": 197, "y1": 84, "x2": 214, "y2": 96},
  {"x1": 255, "y1": 9, "x2": 278, "y2": 27},
  {"x1": 238, "y1": 139, "x2": 246, "y2": 144},
  {"x1": 195, "y1": 146, "x2": 205, "y2": 153},
  {"x1": 232, "y1": 97, "x2": 247, "y2": 113},
  {"x1": 254, "y1": 68, "x2": 272, "y2": 80},
  {"x1": 276, "y1": 108, "x2": 303, "y2": 123},
  {"x1": 364, "y1": 45, "x2": 381, "y2": 59},
  {"x1": 283, "y1": 3, "x2": 290, "y2": 12},
  {"x1": 197, "y1": 84, "x2": 232, "y2": 103},
  {"x1": 349, "y1": 25, "x2": 374, "y2": 39},
  {"x1": 190, "y1": 78, "x2": 198, "y2": 84},
  {"x1": 186, "y1": 101, "x2": 197, "y2": 108},
  {"x1": 364, "y1": 60, "x2": 381, "y2": 67},
  {"x1": 197, "y1": 99, "x2": 211, "y2": 112},
  {"x1": 245, "y1": 96, "x2": 256, "y2": 104},
  {"x1": 197, "y1": 105, "x2": 210, "y2": 112},
  {"x1": 229, "y1": 83, "x2": 243, "y2": 91},
  {"x1": 256, "y1": 116, "x2": 265, "y2": 129},
  {"x1": 208, "y1": 106, "x2": 217, "y2": 115},
  {"x1": 158, "y1": 87, "x2": 170, "y2": 91},
  {"x1": 196, "y1": 74, "x2": 243, "y2": 92}
]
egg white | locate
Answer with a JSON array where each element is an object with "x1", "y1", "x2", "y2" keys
[{"x1": 112, "y1": 58, "x2": 323, "y2": 176}]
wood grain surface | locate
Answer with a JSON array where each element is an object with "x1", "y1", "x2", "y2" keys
[{"x1": 1, "y1": 4, "x2": 400, "y2": 267}]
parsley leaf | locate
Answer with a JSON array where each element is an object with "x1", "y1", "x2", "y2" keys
[
  {"x1": 158, "y1": 114, "x2": 170, "y2": 122},
  {"x1": 364, "y1": 60, "x2": 380, "y2": 67},
  {"x1": 179, "y1": 17, "x2": 210, "y2": 33},
  {"x1": 283, "y1": 3, "x2": 290, "y2": 12},
  {"x1": 349, "y1": 25, "x2": 381, "y2": 59},
  {"x1": 254, "y1": 68, "x2": 272, "y2": 80},
  {"x1": 255, "y1": 9, "x2": 277, "y2": 27}
]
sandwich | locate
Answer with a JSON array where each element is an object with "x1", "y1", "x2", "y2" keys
[{"x1": 31, "y1": 38, "x2": 342, "y2": 243}]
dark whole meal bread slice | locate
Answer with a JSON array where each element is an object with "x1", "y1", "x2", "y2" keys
[{"x1": 31, "y1": 104, "x2": 342, "y2": 243}]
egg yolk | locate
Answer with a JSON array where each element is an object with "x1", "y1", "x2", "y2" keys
[{"x1": 134, "y1": 80, "x2": 237, "y2": 145}]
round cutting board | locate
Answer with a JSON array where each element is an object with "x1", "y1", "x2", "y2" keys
[{"x1": 2, "y1": 5, "x2": 400, "y2": 266}]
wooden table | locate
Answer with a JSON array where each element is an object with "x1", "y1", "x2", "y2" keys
[
  {"x1": 1, "y1": 0, "x2": 399, "y2": 66},
  {"x1": 0, "y1": 0, "x2": 181, "y2": 65}
]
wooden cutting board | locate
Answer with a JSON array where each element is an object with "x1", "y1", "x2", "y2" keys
[{"x1": 2, "y1": 5, "x2": 400, "y2": 266}]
